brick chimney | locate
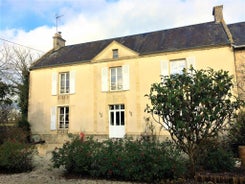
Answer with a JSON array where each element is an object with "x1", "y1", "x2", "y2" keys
[
  {"x1": 213, "y1": 5, "x2": 234, "y2": 44},
  {"x1": 53, "y1": 32, "x2": 66, "y2": 50},
  {"x1": 213, "y1": 5, "x2": 223, "y2": 23}
]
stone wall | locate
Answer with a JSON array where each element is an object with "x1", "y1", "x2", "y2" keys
[{"x1": 235, "y1": 49, "x2": 245, "y2": 100}]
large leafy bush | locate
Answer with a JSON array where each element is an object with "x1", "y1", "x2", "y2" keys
[
  {"x1": 52, "y1": 136, "x2": 187, "y2": 183},
  {"x1": 145, "y1": 68, "x2": 244, "y2": 175},
  {"x1": 0, "y1": 140, "x2": 36, "y2": 173}
]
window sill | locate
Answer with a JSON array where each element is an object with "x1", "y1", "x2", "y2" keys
[
  {"x1": 58, "y1": 94, "x2": 70, "y2": 101},
  {"x1": 57, "y1": 129, "x2": 69, "y2": 134},
  {"x1": 109, "y1": 89, "x2": 129, "y2": 92}
]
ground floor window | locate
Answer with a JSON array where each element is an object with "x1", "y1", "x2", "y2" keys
[
  {"x1": 109, "y1": 104, "x2": 125, "y2": 126},
  {"x1": 58, "y1": 106, "x2": 69, "y2": 129}
]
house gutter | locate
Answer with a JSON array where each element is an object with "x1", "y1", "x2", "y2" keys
[{"x1": 232, "y1": 44, "x2": 245, "y2": 49}]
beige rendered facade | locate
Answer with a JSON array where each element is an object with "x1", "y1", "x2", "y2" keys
[{"x1": 28, "y1": 6, "x2": 245, "y2": 143}]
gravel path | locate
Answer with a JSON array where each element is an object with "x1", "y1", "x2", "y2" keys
[{"x1": 0, "y1": 153, "x2": 135, "y2": 184}]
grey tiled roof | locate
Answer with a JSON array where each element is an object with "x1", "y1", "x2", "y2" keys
[
  {"x1": 228, "y1": 22, "x2": 245, "y2": 46},
  {"x1": 31, "y1": 21, "x2": 237, "y2": 69}
]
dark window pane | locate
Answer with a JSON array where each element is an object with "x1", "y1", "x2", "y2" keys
[
  {"x1": 110, "y1": 112, "x2": 114, "y2": 125},
  {"x1": 59, "y1": 107, "x2": 69, "y2": 129},
  {"x1": 121, "y1": 111, "x2": 125, "y2": 125},
  {"x1": 116, "y1": 112, "x2": 120, "y2": 125},
  {"x1": 60, "y1": 107, "x2": 64, "y2": 114},
  {"x1": 113, "y1": 49, "x2": 118, "y2": 59}
]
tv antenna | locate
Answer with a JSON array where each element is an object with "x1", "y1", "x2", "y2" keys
[{"x1": 55, "y1": 14, "x2": 64, "y2": 33}]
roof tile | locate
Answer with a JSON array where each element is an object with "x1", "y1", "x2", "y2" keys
[{"x1": 31, "y1": 21, "x2": 234, "y2": 69}]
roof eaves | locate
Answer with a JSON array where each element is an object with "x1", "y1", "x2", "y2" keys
[
  {"x1": 30, "y1": 48, "x2": 56, "y2": 70},
  {"x1": 139, "y1": 43, "x2": 230, "y2": 56},
  {"x1": 30, "y1": 60, "x2": 91, "y2": 70}
]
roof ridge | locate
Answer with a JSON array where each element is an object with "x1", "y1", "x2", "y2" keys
[
  {"x1": 65, "y1": 21, "x2": 216, "y2": 47},
  {"x1": 31, "y1": 21, "x2": 232, "y2": 69}
]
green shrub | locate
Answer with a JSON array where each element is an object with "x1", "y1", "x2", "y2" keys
[
  {"x1": 204, "y1": 146, "x2": 234, "y2": 172},
  {"x1": 17, "y1": 119, "x2": 31, "y2": 142},
  {"x1": 52, "y1": 136, "x2": 187, "y2": 182},
  {"x1": 228, "y1": 110, "x2": 245, "y2": 156},
  {"x1": 197, "y1": 140, "x2": 235, "y2": 172},
  {"x1": 52, "y1": 136, "x2": 100, "y2": 174},
  {"x1": 3, "y1": 126, "x2": 28, "y2": 143},
  {"x1": 90, "y1": 138, "x2": 125, "y2": 179},
  {"x1": 0, "y1": 140, "x2": 36, "y2": 173}
]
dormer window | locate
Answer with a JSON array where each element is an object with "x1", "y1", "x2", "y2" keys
[{"x1": 112, "y1": 49, "x2": 119, "y2": 59}]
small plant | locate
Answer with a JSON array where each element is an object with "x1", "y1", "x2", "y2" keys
[
  {"x1": 228, "y1": 110, "x2": 245, "y2": 156},
  {"x1": 0, "y1": 140, "x2": 36, "y2": 173},
  {"x1": 140, "y1": 117, "x2": 157, "y2": 142},
  {"x1": 229, "y1": 110, "x2": 245, "y2": 145},
  {"x1": 202, "y1": 145, "x2": 235, "y2": 172},
  {"x1": 197, "y1": 139, "x2": 235, "y2": 172}
]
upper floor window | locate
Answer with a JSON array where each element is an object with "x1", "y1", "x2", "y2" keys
[
  {"x1": 112, "y1": 49, "x2": 119, "y2": 59},
  {"x1": 161, "y1": 57, "x2": 196, "y2": 78},
  {"x1": 110, "y1": 67, "x2": 123, "y2": 91},
  {"x1": 52, "y1": 71, "x2": 76, "y2": 96},
  {"x1": 60, "y1": 72, "x2": 70, "y2": 94},
  {"x1": 101, "y1": 65, "x2": 129, "y2": 92},
  {"x1": 170, "y1": 59, "x2": 186, "y2": 75}
]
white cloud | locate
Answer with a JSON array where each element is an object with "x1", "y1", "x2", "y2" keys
[{"x1": 0, "y1": 0, "x2": 244, "y2": 53}]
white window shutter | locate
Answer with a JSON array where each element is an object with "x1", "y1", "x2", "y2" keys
[
  {"x1": 69, "y1": 70, "x2": 76, "y2": 94},
  {"x1": 101, "y1": 67, "x2": 108, "y2": 92},
  {"x1": 51, "y1": 72, "x2": 57, "y2": 95},
  {"x1": 122, "y1": 64, "x2": 130, "y2": 90},
  {"x1": 187, "y1": 56, "x2": 196, "y2": 70},
  {"x1": 50, "y1": 107, "x2": 57, "y2": 130},
  {"x1": 161, "y1": 59, "x2": 169, "y2": 80}
]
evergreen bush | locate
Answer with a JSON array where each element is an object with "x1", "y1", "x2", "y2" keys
[
  {"x1": 197, "y1": 139, "x2": 235, "y2": 172},
  {"x1": 52, "y1": 136, "x2": 187, "y2": 182},
  {"x1": 0, "y1": 140, "x2": 35, "y2": 173}
]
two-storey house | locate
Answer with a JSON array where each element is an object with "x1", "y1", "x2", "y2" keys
[{"x1": 28, "y1": 6, "x2": 245, "y2": 144}]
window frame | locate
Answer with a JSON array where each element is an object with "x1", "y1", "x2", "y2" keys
[
  {"x1": 109, "y1": 104, "x2": 125, "y2": 126},
  {"x1": 112, "y1": 49, "x2": 119, "y2": 59},
  {"x1": 170, "y1": 59, "x2": 186, "y2": 75},
  {"x1": 110, "y1": 66, "x2": 123, "y2": 91},
  {"x1": 59, "y1": 72, "x2": 70, "y2": 94},
  {"x1": 58, "y1": 106, "x2": 69, "y2": 129}
]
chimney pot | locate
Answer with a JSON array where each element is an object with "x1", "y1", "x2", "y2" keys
[
  {"x1": 53, "y1": 32, "x2": 66, "y2": 50},
  {"x1": 213, "y1": 5, "x2": 223, "y2": 23}
]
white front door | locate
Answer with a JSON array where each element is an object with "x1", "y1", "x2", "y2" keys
[{"x1": 109, "y1": 104, "x2": 125, "y2": 138}]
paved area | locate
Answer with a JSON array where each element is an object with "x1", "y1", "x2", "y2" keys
[{"x1": 0, "y1": 152, "x2": 134, "y2": 184}]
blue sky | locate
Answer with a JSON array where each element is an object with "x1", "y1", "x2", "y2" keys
[{"x1": 0, "y1": 0, "x2": 244, "y2": 52}]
